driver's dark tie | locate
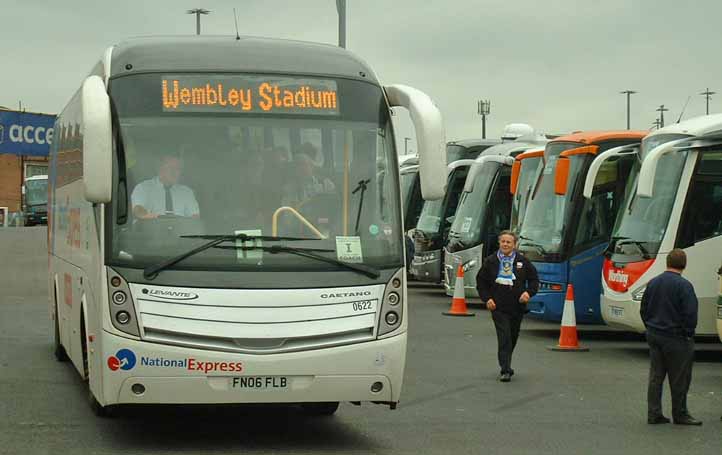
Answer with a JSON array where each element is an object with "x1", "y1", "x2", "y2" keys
[{"x1": 164, "y1": 186, "x2": 174, "y2": 214}]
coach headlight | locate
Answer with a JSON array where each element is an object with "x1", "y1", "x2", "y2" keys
[
  {"x1": 631, "y1": 286, "x2": 646, "y2": 302},
  {"x1": 106, "y1": 270, "x2": 141, "y2": 337},
  {"x1": 378, "y1": 269, "x2": 405, "y2": 337}
]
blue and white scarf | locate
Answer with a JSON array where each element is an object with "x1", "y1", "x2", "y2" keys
[{"x1": 495, "y1": 250, "x2": 516, "y2": 286}]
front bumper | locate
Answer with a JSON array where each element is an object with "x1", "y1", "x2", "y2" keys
[
  {"x1": 600, "y1": 294, "x2": 644, "y2": 332},
  {"x1": 25, "y1": 212, "x2": 47, "y2": 225},
  {"x1": 410, "y1": 249, "x2": 442, "y2": 283},
  {"x1": 527, "y1": 291, "x2": 564, "y2": 322},
  {"x1": 443, "y1": 244, "x2": 483, "y2": 297},
  {"x1": 100, "y1": 330, "x2": 406, "y2": 406}
]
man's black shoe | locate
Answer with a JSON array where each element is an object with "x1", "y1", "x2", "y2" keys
[
  {"x1": 673, "y1": 415, "x2": 702, "y2": 426},
  {"x1": 647, "y1": 415, "x2": 670, "y2": 424},
  {"x1": 499, "y1": 373, "x2": 511, "y2": 382}
]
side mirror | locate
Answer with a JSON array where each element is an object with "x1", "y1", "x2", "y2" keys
[
  {"x1": 81, "y1": 75, "x2": 112, "y2": 203},
  {"x1": 510, "y1": 161, "x2": 521, "y2": 195},
  {"x1": 385, "y1": 85, "x2": 446, "y2": 201},
  {"x1": 554, "y1": 157, "x2": 570, "y2": 195}
]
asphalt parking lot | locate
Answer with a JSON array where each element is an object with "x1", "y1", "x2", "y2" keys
[{"x1": 1, "y1": 228, "x2": 721, "y2": 455}]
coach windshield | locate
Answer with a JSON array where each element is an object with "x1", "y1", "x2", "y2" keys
[{"x1": 106, "y1": 73, "x2": 402, "y2": 277}]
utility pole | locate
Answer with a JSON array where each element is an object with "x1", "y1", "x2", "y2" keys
[
  {"x1": 477, "y1": 100, "x2": 491, "y2": 139},
  {"x1": 404, "y1": 137, "x2": 412, "y2": 155},
  {"x1": 620, "y1": 90, "x2": 636, "y2": 130},
  {"x1": 186, "y1": 8, "x2": 210, "y2": 35},
  {"x1": 656, "y1": 105, "x2": 669, "y2": 128},
  {"x1": 652, "y1": 118, "x2": 661, "y2": 130},
  {"x1": 700, "y1": 88, "x2": 715, "y2": 115},
  {"x1": 336, "y1": 0, "x2": 346, "y2": 48}
]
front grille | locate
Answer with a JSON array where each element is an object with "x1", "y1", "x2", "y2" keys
[{"x1": 143, "y1": 326, "x2": 375, "y2": 355}]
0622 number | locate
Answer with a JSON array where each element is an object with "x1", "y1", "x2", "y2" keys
[{"x1": 352, "y1": 301, "x2": 374, "y2": 311}]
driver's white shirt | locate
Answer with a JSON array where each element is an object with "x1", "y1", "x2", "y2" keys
[{"x1": 131, "y1": 176, "x2": 200, "y2": 217}]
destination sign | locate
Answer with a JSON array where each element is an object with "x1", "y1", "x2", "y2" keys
[{"x1": 161, "y1": 75, "x2": 339, "y2": 115}]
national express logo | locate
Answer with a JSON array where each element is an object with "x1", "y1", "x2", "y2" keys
[
  {"x1": 106, "y1": 348, "x2": 243, "y2": 374},
  {"x1": 107, "y1": 349, "x2": 137, "y2": 371}
]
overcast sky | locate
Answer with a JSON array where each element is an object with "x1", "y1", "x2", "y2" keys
[{"x1": 3, "y1": 0, "x2": 722, "y2": 146}]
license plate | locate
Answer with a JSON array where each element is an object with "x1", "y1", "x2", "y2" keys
[
  {"x1": 610, "y1": 306, "x2": 624, "y2": 318},
  {"x1": 230, "y1": 376, "x2": 288, "y2": 389}
]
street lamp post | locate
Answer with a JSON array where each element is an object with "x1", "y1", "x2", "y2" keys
[
  {"x1": 477, "y1": 100, "x2": 490, "y2": 139},
  {"x1": 186, "y1": 8, "x2": 210, "y2": 35},
  {"x1": 620, "y1": 90, "x2": 637, "y2": 130},
  {"x1": 700, "y1": 88, "x2": 715, "y2": 115},
  {"x1": 336, "y1": 0, "x2": 346, "y2": 48}
]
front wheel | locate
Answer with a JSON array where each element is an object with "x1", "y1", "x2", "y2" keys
[{"x1": 301, "y1": 402, "x2": 339, "y2": 416}]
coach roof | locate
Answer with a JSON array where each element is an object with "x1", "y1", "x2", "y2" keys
[
  {"x1": 108, "y1": 35, "x2": 379, "y2": 83},
  {"x1": 550, "y1": 130, "x2": 647, "y2": 144}
]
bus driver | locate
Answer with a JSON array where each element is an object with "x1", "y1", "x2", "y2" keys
[{"x1": 131, "y1": 153, "x2": 200, "y2": 219}]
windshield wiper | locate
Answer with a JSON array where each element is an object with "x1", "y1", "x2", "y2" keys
[
  {"x1": 616, "y1": 239, "x2": 651, "y2": 258},
  {"x1": 518, "y1": 235, "x2": 548, "y2": 255},
  {"x1": 352, "y1": 179, "x2": 371, "y2": 235},
  {"x1": 143, "y1": 233, "x2": 319, "y2": 280},
  {"x1": 216, "y1": 244, "x2": 381, "y2": 279}
]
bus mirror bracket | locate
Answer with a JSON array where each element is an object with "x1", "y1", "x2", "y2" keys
[
  {"x1": 385, "y1": 85, "x2": 446, "y2": 201},
  {"x1": 638, "y1": 138, "x2": 692, "y2": 198},
  {"x1": 554, "y1": 157, "x2": 570, "y2": 195},
  {"x1": 510, "y1": 161, "x2": 521, "y2": 195},
  {"x1": 463, "y1": 155, "x2": 515, "y2": 193},
  {"x1": 582, "y1": 145, "x2": 639, "y2": 199},
  {"x1": 81, "y1": 75, "x2": 113, "y2": 204}
]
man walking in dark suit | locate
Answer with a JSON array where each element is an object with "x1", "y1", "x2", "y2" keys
[
  {"x1": 476, "y1": 230, "x2": 539, "y2": 382},
  {"x1": 641, "y1": 249, "x2": 701, "y2": 426}
]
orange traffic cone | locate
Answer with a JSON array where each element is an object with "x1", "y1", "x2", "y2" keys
[
  {"x1": 548, "y1": 284, "x2": 589, "y2": 351},
  {"x1": 443, "y1": 264, "x2": 475, "y2": 317}
]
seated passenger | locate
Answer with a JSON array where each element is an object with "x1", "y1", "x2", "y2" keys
[
  {"x1": 281, "y1": 147, "x2": 335, "y2": 208},
  {"x1": 131, "y1": 154, "x2": 200, "y2": 219}
]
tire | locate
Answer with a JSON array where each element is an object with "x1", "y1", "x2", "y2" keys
[
  {"x1": 53, "y1": 306, "x2": 68, "y2": 362},
  {"x1": 301, "y1": 402, "x2": 340, "y2": 416},
  {"x1": 88, "y1": 387, "x2": 116, "y2": 418}
]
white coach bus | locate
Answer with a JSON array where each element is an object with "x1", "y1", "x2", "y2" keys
[
  {"x1": 584, "y1": 114, "x2": 722, "y2": 336},
  {"x1": 49, "y1": 36, "x2": 446, "y2": 416}
]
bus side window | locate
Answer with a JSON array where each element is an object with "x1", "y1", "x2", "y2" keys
[
  {"x1": 677, "y1": 181, "x2": 722, "y2": 248},
  {"x1": 677, "y1": 152, "x2": 722, "y2": 247}
]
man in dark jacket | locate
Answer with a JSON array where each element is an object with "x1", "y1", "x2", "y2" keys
[
  {"x1": 476, "y1": 230, "x2": 539, "y2": 382},
  {"x1": 641, "y1": 249, "x2": 701, "y2": 425}
]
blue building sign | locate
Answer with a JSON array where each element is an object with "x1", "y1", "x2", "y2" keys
[{"x1": 0, "y1": 110, "x2": 56, "y2": 157}]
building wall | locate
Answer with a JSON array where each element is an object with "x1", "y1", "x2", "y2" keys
[{"x1": 0, "y1": 154, "x2": 22, "y2": 212}]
